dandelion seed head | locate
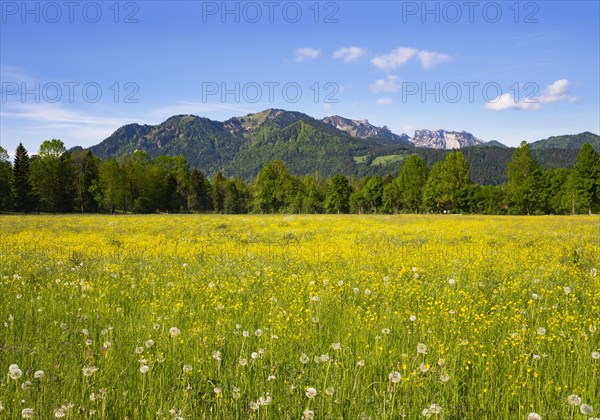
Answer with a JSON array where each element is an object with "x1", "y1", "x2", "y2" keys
[
  {"x1": 388, "y1": 371, "x2": 401, "y2": 383},
  {"x1": 580, "y1": 405, "x2": 594, "y2": 415},
  {"x1": 303, "y1": 409, "x2": 315, "y2": 420},
  {"x1": 82, "y1": 366, "x2": 98, "y2": 377},
  {"x1": 305, "y1": 387, "x2": 317, "y2": 398},
  {"x1": 21, "y1": 408, "x2": 34, "y2": 418}
]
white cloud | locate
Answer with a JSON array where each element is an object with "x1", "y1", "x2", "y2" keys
[
  {"x1": 0, "y1": 102, "x2": 131, "y2": 126},
  {"x1": 0, "y1": 102, "x2": 136, "y2": 148},
  {"x1": 539, "y1": 79, "x2": 578, "y2": 103},
  {"x1": 369, "y1": 75, "x2": 400, "y2": 93},
  {"x1": 333, "y1": 46, "x2": 367, "y2": 63},
  {"x1": 376, "y1": 98, "x2": 393, "y2": 106},
  {"x1": 372, "y1": 47, "x2": 418, "y2": 70},
  {"x1": 417, "y1": 51, "x2": 452, "y2": 69},
  {"x1": 372, "y1": 47, "x2": 451, "y2": 70},
  {"x1": 485, "y1": 79, "x2": 577, "y2": 111},
  {"x1": 295, "y1": 48, "x2": 321, "y2": 62},
  {"x1": 485, "y1": 93, "x2": 542, "y2": 111}
]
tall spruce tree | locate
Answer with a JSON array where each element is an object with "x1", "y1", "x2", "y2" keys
[{"x1": 12, "y1": 143, "x2": 33, "y2": 212}]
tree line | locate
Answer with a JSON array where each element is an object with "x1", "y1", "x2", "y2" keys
[{"x1": 1, "y1": 140, "x2": 598, "y2": 215}]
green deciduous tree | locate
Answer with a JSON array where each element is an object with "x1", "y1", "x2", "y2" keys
[
  {"x1": 72, "y1": 150, "x2": 100, "y2": 213},
  {"x1": 423, "y1": 151, "x2": 470, "y2": 213},
  {"x1": 397, "y1": 154, "x2": 428, "y2": 212},
  {"x1": 0, "y1": 146, "x2": 12, "y2": 211},
  {"x1": 506, "y1": 141, "x2": 544, "y2": 215},
  {"x1": 362, "y1": 176, "x2": 384, "y2": 213},
  {"x1": 253, "y1": 161, "x2": 297, "y2": 213},
  {"x1": 30, "y1": 139, "x2": 75, "y2": 213},
  {"x1": 187, "y1": 169, "x2": 213, "y2": 212},
  {"x1": 325, "y1": 174, "x2": 352, "y2": 214},
  {"x1": 571, "y1": 143, "x2": 600, "y2": 214}
]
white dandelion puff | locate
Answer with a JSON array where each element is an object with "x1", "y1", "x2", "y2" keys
[
  {"x1": 580, "y1": 405, "x2": 594, "y2": 415},
  {"x1": 429, "y1": 404, "x2": 442, "y2": 414},
  {"x1": 417, "y1": 343, "x2": 428, "y2": 354},
  {"x1": 568, "y1": 394, "x2": 582, "y2": 406},
  {"x1": 21, "y1": 408, "x2": 34, "y2": 418},
  {"x1": 82, "y1": 366, "x2": 98, "y2": 377},
  {"x1": 169, "y1": 327, "x2": 181, "y2": 337},
  {"x1": 303, "y1": 409, "x2": 315, "y2": 420},
  {"x1": 305, "y1": 387, "x2": 317, "y2": 398},
  {"x1": 388, "y1": 371, "x2": 401, "y2": 383}
]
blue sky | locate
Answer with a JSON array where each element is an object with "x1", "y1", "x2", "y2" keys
[{"x1": 1, "y1": 0, "x2": 599, "y2": 155}]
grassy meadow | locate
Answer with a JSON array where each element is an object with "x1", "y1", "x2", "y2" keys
[{"x1": 0, "y1": 215, "x2": 598, "y2": 419}]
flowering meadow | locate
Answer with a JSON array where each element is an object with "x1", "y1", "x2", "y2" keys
[{"x1": 1, "y1": 215, "x2": 598, "y2": 419}]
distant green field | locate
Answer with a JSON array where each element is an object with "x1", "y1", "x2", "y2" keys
[{"x1": 371, "y1": 154, "x2": 405, "y2": 166}]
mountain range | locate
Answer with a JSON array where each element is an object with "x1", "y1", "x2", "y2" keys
[{"x1": 82, "y1": 109, "x2": 600, "y2": 185}]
